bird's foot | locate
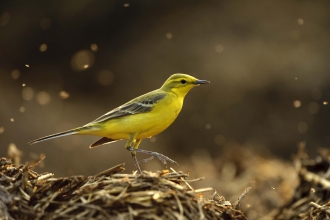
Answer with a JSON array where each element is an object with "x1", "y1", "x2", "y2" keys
[
  {"x1": 127, "y1": 147, "x2": 178, "y2": 166},
  {"x1": 138, "y1": 156, "x2": 155, "y2": 163}
]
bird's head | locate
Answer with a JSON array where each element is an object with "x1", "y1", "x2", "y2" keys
[{"x1": 160, "y1": 73, "x2": 210, "y2": 96}]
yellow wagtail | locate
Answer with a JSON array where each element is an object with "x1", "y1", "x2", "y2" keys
[{"x1": 29, "y1": 73, "x2": 210, "y2": 173}]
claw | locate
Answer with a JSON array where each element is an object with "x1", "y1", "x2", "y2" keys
[
  {"x1": 127, "y1": 147, "x2": 178, "y2": 166},
  {"x1": 139, "y1": 156, "x2": 155, "y2": 163}
]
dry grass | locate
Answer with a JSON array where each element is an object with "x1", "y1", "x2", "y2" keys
[
  {"x1": 275, "y1": 146, "x2": 330, "y2": 219},
  {"x1": 3, "y1": 143, "x2": 329, "y2": 219},
  {"x1": 0, "y1": 157, "x2": 248, "y2": 220}
]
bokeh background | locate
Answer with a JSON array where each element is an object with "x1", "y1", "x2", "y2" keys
[{"x1": 1, "y1": 0, "x2": 330, "y2": 218}]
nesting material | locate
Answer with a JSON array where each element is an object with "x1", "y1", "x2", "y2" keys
[
  {"x1": 0, "y1": 157, "x2": 248, "y2": 220},
  {"x1": 276, "y1": 147, "x2": 330, "y2": 219}
]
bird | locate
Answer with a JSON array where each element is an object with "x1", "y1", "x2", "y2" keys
[{"x1": 29, "y1": 73, "x2": 210, "y2": 174}]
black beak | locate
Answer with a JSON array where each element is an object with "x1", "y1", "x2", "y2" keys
[{"x1": 196, "y1": 79, "x2": 210, "y2": 85}]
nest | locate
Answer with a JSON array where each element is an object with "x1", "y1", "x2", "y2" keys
[
  {"x1": 275, "y1": 146, "x2": 330, "y2": 219},
  {"x1": 0, "y1": 157, "x2": 248, "y2": 220}
]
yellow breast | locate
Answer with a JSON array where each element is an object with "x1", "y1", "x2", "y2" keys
[{"x1": 91, "y1": 93, "x2": 183, "y2": 140}]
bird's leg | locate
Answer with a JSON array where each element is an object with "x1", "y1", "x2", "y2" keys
[
  {"x1": 131, "y1": 139, "x2": 143, "y2": 174},
  {"x1": 125, "y1": 135, "x2": 143, "y2": 174}
]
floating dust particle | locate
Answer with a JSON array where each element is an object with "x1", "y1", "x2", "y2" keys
[
  {"x1": 214, "y1": 134, "x2": 225, "y2": 146},
  {"x1": 37, "y1": 91, "x2": 51, "y2": 105},
  {"x1": 323, "y1": 101, "x2": 328, "y2": 105},
  {"x1": 10, "y1": 118, "x2": 14, "y2": 122},
  {"x1": 22, "y1": 83, "x2": 26, "y2": 87},
  {"x1": 293, "y1": 100, "x2": 301, "y2": 108},
  {"x1": 22, "y1": 87, "x2": 34, "y2": 100},
  {"x1": 205, "y1": 124, "x2": 211, "y2": 129},
  {"x1": 59, "y1": 91, "x2": 70, "y2": 99},
  {"x1": 297, "y1": 18, "x2": 304, "y2": 25},
  {"x1": 0, "y1": 127, "x2": 4, "y2": 134},
  {"x1": 39, "y1": 44, "x2": 47, "y2": 52},
  {"x1": 150, "y1": 137, "x2": 156, "y2": 143},
  {"x1": 90, "y1": 43, "x2": 98, "y2": 52},
  {"x1": 294, "y1": 77, "x2": 298, "y2": 80},
  {"x1": 25, "y1": 64, "x2": 30, "y2": 67},
  {"x1": 215, "y1": 44, "x2": 224, "y2": 53},
  {"x1": 19, "y1": 107, "x2": 25, "y2": 112},
  {"x1": 166, "y1": 33, "x2": 172, "y2": 39},
  {"x1": 11, "y1": 69, "x2": 20, "y2": 79},
  {"x1": 71, "y1": 50, "x2": 95, "y2": 71},
  {"x1": 123, "y1": 3, "x2": 130, "y2": 7}
]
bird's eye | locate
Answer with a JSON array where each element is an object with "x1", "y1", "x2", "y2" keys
[{"x1": 181, "y1": 79, "x2": 186, "y2": 84}]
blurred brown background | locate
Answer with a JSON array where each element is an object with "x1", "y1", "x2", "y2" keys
[{"x1": 1, "y1": 0, "x2": 330, "y2": 179}]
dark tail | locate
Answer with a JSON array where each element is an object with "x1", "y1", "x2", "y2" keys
[{"x1": 28, "y1": 129, "x2": 79, "y2": 145}]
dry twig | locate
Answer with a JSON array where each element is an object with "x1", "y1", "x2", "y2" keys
[
  {"x1": 276, "y1": 148, "x2": 330, "y2": 220},
  {"x1": 0, "y1": 157, "x2": 247, "y2": 220}
]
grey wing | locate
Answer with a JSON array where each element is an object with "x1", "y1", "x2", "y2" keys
[{"x1": 92, "y1": 93, "x2": 166, "y2": 123}]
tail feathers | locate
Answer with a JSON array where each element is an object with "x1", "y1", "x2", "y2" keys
[{"x1": 29, "y1": 129, "x2": 79, "y2": 145}]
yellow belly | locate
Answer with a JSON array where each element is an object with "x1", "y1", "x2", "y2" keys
[{"x1": 86, "y1": 94, "x2": 183, "y2": 140}]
